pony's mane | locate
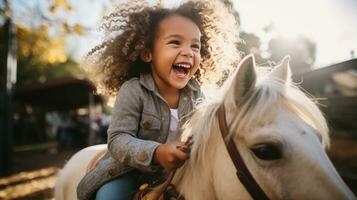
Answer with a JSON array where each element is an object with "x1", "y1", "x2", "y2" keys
[{"x1": 176, "y1": 70, "x2": 329, "y2": 198}]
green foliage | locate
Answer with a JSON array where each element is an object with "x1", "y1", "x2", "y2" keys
[
  {"x1": 17, "y1": 56, "x2": 85, "y2": 87},
  {"x1": 0, "y1": 0, "x2": 89, "y2": 89},
  {"x1": 0, "y1": 24, "x2": 86, "y2": 88}
]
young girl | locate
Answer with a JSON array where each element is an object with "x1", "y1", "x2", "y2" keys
[{"x1": 77, "y1": 0, "x2": 240, "y2": 199}]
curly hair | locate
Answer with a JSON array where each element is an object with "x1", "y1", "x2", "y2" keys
[{"x1": 83, "y1": 0, "x2": 240, "y2": 96}]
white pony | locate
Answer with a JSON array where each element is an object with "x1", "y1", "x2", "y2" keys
[{"x1": 55, "y1": 55, "x2": 356, "y2": 200}]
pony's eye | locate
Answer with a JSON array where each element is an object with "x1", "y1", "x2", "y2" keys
[{"x1": 251, "y1": 144, "x2": 282, "y2": 161}]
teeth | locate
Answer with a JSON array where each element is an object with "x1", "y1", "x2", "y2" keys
[{"x1": 175, "y1": 63, "x2": 191, "y2": 68}]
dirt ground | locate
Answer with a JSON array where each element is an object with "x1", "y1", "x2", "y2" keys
[
  {"x1": 0, "y1": 148, "x2": 78, "y2": 200},
  {"x1": 0, "y1": 137, "x2": 356, "y2": 200}
]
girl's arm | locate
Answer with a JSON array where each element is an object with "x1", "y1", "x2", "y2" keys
[{"x1": 107, "y1": 80, "x2": 160, "y2": 172}]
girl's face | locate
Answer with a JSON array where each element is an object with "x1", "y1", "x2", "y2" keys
[{"x1": 150, "y1": 14, "x2": 201, "y2": 92}]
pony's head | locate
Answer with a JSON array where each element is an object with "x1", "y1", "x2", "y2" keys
[{"x1": 177, "y1": 55, "x2": 355, "y2": 200}]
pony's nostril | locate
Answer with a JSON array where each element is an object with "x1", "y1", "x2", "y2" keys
[{"x1": 251, "y1": 143, "x2": 282, "y2": 160}]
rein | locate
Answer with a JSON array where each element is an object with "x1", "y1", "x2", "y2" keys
[
  {"x1": 134, "y1": 138, "x2": 192, "y2": 200},
  {"x1": 217, "y1": 105, "x2": 270, "y2": 200}
]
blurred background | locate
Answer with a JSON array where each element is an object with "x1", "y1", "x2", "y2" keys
[{"x1": 0, "y1": 0, "x2": 356, "y2": 199}]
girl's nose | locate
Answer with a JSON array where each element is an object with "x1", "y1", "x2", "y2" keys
[{"x1": 180, "y1": 47, "x2": 194, "y2": 58}]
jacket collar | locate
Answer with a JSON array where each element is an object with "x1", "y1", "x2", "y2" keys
[{"x1": 139, "y1": 73, "x2": 199, "y2": 93}]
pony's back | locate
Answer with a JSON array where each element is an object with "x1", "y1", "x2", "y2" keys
[{"x1": 55, "y1": 144, "x2": 107, "y2": 200}]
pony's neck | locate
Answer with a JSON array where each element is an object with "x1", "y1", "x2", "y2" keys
[
  {"x1": 172, "y1": 102, "x2": 222, "y2": 199},
  {"x1": 173, "y1": 142, "x2": 217, "y2": 200}
]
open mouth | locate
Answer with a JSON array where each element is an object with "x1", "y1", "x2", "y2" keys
[{"x1": 172, "y1": 63, "x2": 191, "y2": 77}]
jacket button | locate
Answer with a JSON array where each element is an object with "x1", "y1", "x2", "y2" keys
[
  {"x1": 138, "y1": 152, "x2": 148, "y2": 162},
  {"x1": 143, "y1": 121, "x2": 151, "y2": 129},
  {"x1": 108, "y1": 169, "x2": 115, "y2": 176}
]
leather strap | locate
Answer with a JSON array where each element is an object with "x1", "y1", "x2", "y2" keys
[
  {"x1": 133, "y1": 137, "x2": 193, "y2": 200},
  {"x1": 217, "y1": 105, "x2": 270, "y2": 200},
  {"x1": 164, "y1": 184, "x2": 184, "y2": 200}
]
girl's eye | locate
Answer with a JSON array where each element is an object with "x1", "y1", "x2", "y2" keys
[
  {"x1": 168, "y1": 40, "x2": 180, "y2": 45},
  {"x1": 191, "y1": 44, "x2": 201, "y2": 50}
]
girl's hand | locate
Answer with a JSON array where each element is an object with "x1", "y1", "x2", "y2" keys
[{"x1": 153, "y1": 141, "x2": 190, "y2": 171}]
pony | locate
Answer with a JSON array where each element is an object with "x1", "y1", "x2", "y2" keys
[{"x1": 55, "y1": 55, "x2": 356, "y2": 200}]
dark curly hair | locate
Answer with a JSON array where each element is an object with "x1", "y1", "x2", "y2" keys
[{"x1": 83, "y1": 0, "x2": 240, "y2": 96}]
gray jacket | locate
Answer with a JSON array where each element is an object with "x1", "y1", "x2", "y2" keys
[{"x1": 77, "y1": 73, "x2": 202, "y2": 200}]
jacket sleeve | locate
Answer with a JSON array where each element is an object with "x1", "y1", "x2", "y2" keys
[{"x1": 107, "y1": 80, "x2": 160, "y2": 172}]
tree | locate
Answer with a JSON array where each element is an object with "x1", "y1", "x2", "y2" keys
[
  {"x1": 0, "y1": 25, "x2": 85, "y2": 87},
  {"x1": 267, "y1": 35, "x2": 316, "y2": 74},
  {"x1": 0, "y1": 0, "x2": 88, "y2": 175},
  {"x1": 0, "y1": 0, "x2": 88, "y2": 87},
  {"x1": 238, "y1": 31, "x2": 265, "y2": 64}
]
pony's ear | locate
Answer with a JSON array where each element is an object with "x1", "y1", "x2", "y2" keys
[
  {"x1": 224, "y1": 54, "x2": 257, "y2": 107},
  {"x1": 268, "y1": 55, "x2": 291, "y2": 84}
]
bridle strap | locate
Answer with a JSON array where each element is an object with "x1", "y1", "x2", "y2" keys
[{"x1": 217, "y1": 105, "x2": 270, "y2": 200}]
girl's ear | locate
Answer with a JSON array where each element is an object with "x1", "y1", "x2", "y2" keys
[{"x1": 140, "y1": 48, "x2": 152, "y2": 62}]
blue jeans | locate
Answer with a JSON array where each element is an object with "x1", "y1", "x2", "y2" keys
[{"x1": 95, "y1": 170, "x2": 161, "y2": 200}]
